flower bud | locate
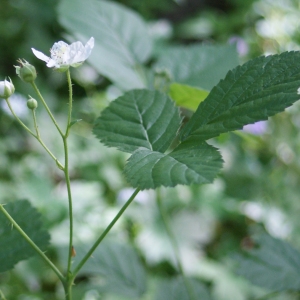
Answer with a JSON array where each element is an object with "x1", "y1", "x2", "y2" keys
[
  {"x1": 0, "y1": 78, "x2": 15, "y2": 98},
  {"x1": 27, "y1": 97, "x2": 38, "y2": 110},
  {"x1": 15, "y1": 59, "x2": 37, "y2": 82}
]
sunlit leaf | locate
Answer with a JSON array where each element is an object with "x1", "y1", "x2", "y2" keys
[
  {"x1": 181, "y1": 52, "x2": 300, "y2": 142},
  {"x1": 0, "y1": 200, "x2": 50, "y2": 272},
  {"x1": 169, "y1": 83, "x2": 209, "y2": 111},
  {"x1": 93, "y1": 89, "x2": 181, "y2": 154},
  {"x1": 58, "y1": 0, "x2": 153, "y2": 90}
]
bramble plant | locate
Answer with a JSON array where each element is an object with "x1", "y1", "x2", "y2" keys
[{"x1": 2, "y1": 0, "x2": 300, "y2": 299}]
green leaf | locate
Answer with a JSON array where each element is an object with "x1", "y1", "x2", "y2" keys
[
  {"x1": 93, "y1": 89, "x2": 181, "y2": 154},
  {"x1": 181, "y1": 52, "x2": 300, "y2": 142},
  {"x1": 58, "y1": 0, "x2": 152, "y2": 90},
  {"x1": 169, "y1": 83, "x2": 209, "y2": 111},
  {"x1": 234, "y1": 234, "x2": 300, "y2": 292},
  {"x1": 155, "y1": 44, "x2": 239, "y2": 90},
  {"x1": 155, "y1": 277, "x2": 211, "y2": 300},
  {"x1": 75, "y1": 241, "x2": 146, "y2": 298},
  {"x1": 124, "y1": 141, "x2": 223, "y2": 189},
  {"x1": 0, "y1": 200, "x2": 50, "y2": 272}
]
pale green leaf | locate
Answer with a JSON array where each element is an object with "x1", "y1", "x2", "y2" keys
[
  {"x1": 234, "y1": 234, "x2": 300, "y2": 292},
  {"x1": 93, "y1": 89, "x2": 181, "y2": 154},
  {"x1": 181, "y1": 52, "x2": 300, "y2": 142},
  {"x1": 0, "y1": 200, "x2": 50, "y2": 272},
  {"x1": 169, "y1": 83, "x2": 209, "y2": 111},
  {"x1": 124, "y1": 141, "x2": 223, "y2": 189},
  {"x1": 155, "y1": 277, "x2": 211, "y2": 300},
  {"x1": 155, "y1": 44, "x2": 239, "y2": 90},
  {"x1": 58, "y1": 0, "x2": 152, "y2": 90},
  {"x1": 74, "y1": 241, "x2": 146, "y2": 298}
]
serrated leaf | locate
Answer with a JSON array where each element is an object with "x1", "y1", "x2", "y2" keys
[
  {"x1": 181, "y1": 52, "x2": 300, "y2": 142},
  {"x1": 155, "y1": 44, "x2": 239, "y2": 90},
  {"x1": 155, "y1": 277, "x2": 211, "y2": 300},
  {"x1": 93, "y1": 89, "x2": 181, "y2": 154},
  {"x1": 0, "y1": 200, "x2": 50, "y2": 272},
  {"x1": 124, "y1": 141, "x2": 223, "y2": 189},
  {"x1": 169, "y1": 83, "x2": 209, "y2": 111},
  {"x1": 73, "y1": 241, "x2": 146, "y2": 298},
  {"x1": 58, "y1": 0, "x2": 152, "y2": 90},
  {"x1": 234, "y1": 234, "x2": 300, "y2": 292}
]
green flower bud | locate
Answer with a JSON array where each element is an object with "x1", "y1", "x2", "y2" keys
[
  {"x1": 15, "y1": 59, "x2": 37, "y2": 82},
  {"x1": 0, "y1": 78, "x2": 15, "y2": 98},
  {"x1": 27, "y1": 97, "x2": 38, "y2": 110}
]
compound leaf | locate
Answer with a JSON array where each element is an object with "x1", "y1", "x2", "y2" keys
[
  {"x1": 0, "y1": 200, "x2": 50, "y2": 272},
  {"x1": 93, "y1": 89, "x2": 181, "y2": 154}
]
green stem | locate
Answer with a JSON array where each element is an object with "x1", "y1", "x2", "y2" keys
[
  {"x1": 5, "y1": 98, "x2": 35, "y2": 136},
  {"x1": 63, "y1": 69, "x2": 75, "y2": 298},
  {"x1": 64, "y1": 136, "x2": 74, "y2": 278},
  {"x1": 5, "y1": 98, "x2": 64, "y2": 169},
  {"x1": 31, "y1": 81, "x2": 64, "y2": 137},
  {"x1": 156, "y1": 190, "x2": 196, "y2": 300},
  {"x1": 0, "y1": 204, "x2": 65, "y2": 283},
  {"x1": 65, "y1": 69, "x2": 73, "y2": 138},
  {"x1": 71, "y1": 188, "x2": 140, "y2": 278}
]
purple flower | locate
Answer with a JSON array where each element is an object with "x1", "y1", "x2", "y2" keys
[{"x1": 243, "y1": 121, "x2": 268, "y2": 135}]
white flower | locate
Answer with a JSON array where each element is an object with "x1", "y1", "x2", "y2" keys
[{"x1": 31, "y1": 37, "x2": 94, "y2": 72}]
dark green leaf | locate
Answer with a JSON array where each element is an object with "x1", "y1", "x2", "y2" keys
[
  {"x1": 93, "y1": 89, "x2": 181, "y2": 154},
  {"x1": 124, "y1": 141, "x2": 223, "y2": 189},
  {"x1": 155, "y1": 277, "x2": 211, "y2": 300},
  {"x1": 155, "y1": 44, "x2": 239, "y2": 90},
  {"x1": 0, "y1": 200, "x2": 50, "y2": 272},
  {"x1": 234, "y1": 234, "x2": 300, "y2": 291},
  {"x1": 181, "y1": 52, "x2": 300, "y2": 142},
  {"x1": 58, "y1": 0, "x2": 152, "y2": 90},
  {"x1": 74, "y1": 241, "x2": 146, "y2": 298},
  {"x1": 169, "y1": 83, "x2": 209, "y2": 111}
]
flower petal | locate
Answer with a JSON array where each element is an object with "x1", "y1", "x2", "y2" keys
[
  {"x1": 86, "y1": 37, "x2": 94, "y2": 51},
  {"x1": 31, "y1": 48, "x2": 50, "y2": 63},
  {"x1": 46, "y1": 59, "x2": 59, "y2": 68}
]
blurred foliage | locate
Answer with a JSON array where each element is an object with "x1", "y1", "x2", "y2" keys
[{"x1": 1, "y1": 0, "x2": 300, "y2": 299}]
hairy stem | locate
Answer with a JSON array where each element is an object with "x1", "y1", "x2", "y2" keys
[
  {"x1": 0, "y1": 204, "x2": 65, "y2": 283},
  {"x1": 156, "y1": 190, "x2": 196, "y2": 300},
  {"x1": 72, "y1": 188, "x2": 140, "y2": 278}
]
